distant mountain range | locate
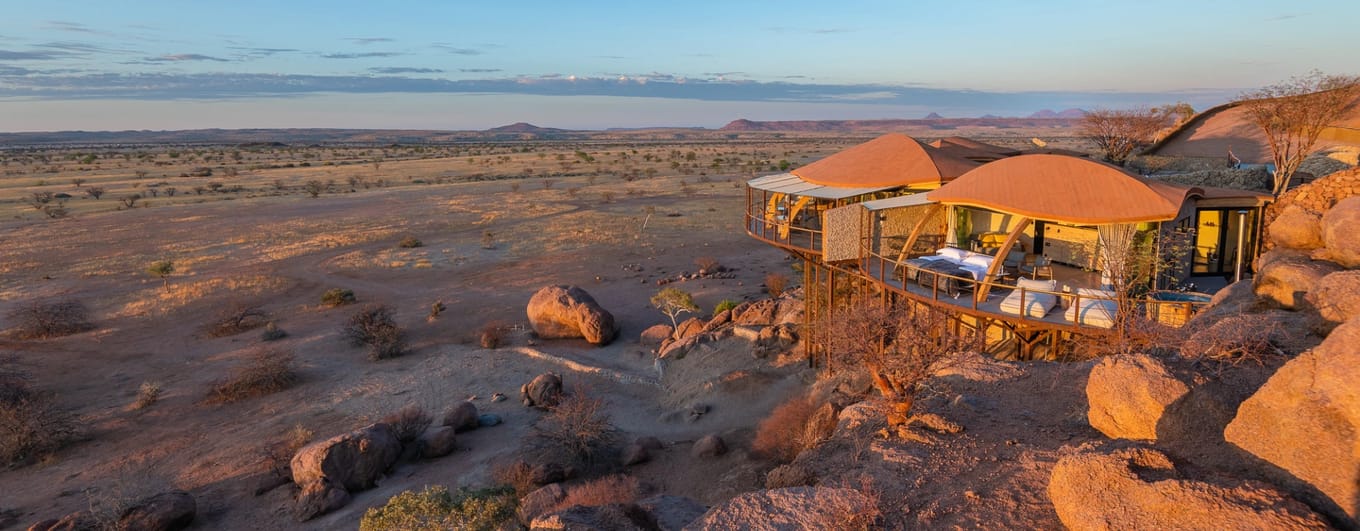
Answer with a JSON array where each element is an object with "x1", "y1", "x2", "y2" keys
[{"x1": 1027, "y1": 108, "x2": 1088, "y2": 119}]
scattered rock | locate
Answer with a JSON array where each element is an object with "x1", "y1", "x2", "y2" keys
[
  {"x1": 702, "y1": 309, "x2": 733, "y2": 333},
  {"x1": 1321, "y1": 196, "x2": 1360, "y2": 267},
  {"x1": 292, "y1": 480, "x2": 351, "y2": 522},
  {"x1": 638, "y1": 495, "x2": 708, "y2": 531},
  {"x1": 529, "y1": 462, "x2": 569, "y2": 486},
  {"x1": 478, "y1": 414, "x2": 503, "y2": 427},
  {"x1": 684, "y1": 487, "x2": 874, "y2": 530},
  {"x1": 290, "y1": 422, "x2": 401, "y2": 492},
  {"x1": 733, "y1": 300, "x2": 776, "y2": 325},
  {"x1": 621, "y1": 443, "x2": 650, "y2": 466},
  {"x1": 1253, "y1": 250, "x2": 1343, "y2": 309},
  {"x1": 1048, "y1": 446, "x2": 1327, "y2": 531},
  {"x1": 1306, "y1": 270, "x2": 1360, "y2": 326},
  {"x1": 526, "y1": 285, "x2": 618, "y2": 345},
  {"x1": 521, "y1": 373, "x2": 563, "y2": 409},
  {"x1": 1086, "y1": 353, "x2": 1189, "y2": 440},
  {"x1": 492, "y1": 392, "x2": 507, "y2": 402},
  {"x1": 836, "y1": 401, "x2": 887, "y2": 433},
  {"x1": 442, "y1": 402, "x2": 480, "y2": 432},
  {"x1": 1269, "y1": 204, "x2": 1325, "y2": 250},
  {"x1": 640, "y1": 324, "x2": 674, "y2": 346},
  {"x1": 692, "y1": 435, "x2": 727, "y2": 458},
  {"x1": 765, "y1": 463, "x2": 817, "y2": 489},
  {"x1": 531, "y1": 503, "x2": 655, "y2": 530},
  {"x1": 1225, "y1": 317, "x2": 1360, "y2": 522},
  {"x1": 518, "y1": 483, "x2": 566, "y2": 525},
  {"x1": 675, "y1": 317, "x2": 706, "y2": 341},
  {"x1": 119, "y1": 490, "x2": 195, "y2": 531},
  {"x1": 416, "y1": 426, "x2": 456, "y2": 459}
]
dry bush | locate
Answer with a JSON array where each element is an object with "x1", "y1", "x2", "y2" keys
[
  {"x1": 397, "y1": 235, "x2": 423, "y2": 248},
  {"x1": 260, "y1": 424, "x2": 313, "y2": 482},
  {"x1": 132, "y1": 381, "x2": 162, "y2": 410},
  {"x1": 0, "y1": 363, "x2": 78, "y2": 467},
  {"x1": 342, "y1": 305, "x2": 407, "y2": 360},
  {"x1": 321, "y1": 288, "x2": 357, "y2": 307},
  {"x1": 551, "y1": 475, "x2": 640, "y2": 513},
  {"x1": 203, "y1": 304, "x2": 269, "y2": 337},
  {"x1": 491, "y1": 459, "x2": 538, "y2": 497},
  {"x1": 827, "y1": 302, "x2": 981, "y2": 406},
  {"x1": 1180, "y1": 314, "x2": 1286, "y2": 367},
  {"x1": 808, "y1": 476, "x2": 883, "y2": 531},
  {"x1": 260, "y1": 321, "x2": 287, "y2": 341},
  {"x1": 1073, "y1": 315, "x2": 1184, "y2": 360},
  {"x1": 382, "y1": 404, "x2": 432, "y2": 444},
  {"x1": 479, "y1": 320, "x2": 509, "y2": 349},
  {"x1": 765, "y1": 272, "x2": 790, "y2": 297},
  {"x1": 694, "y1": 256, "x2": 721, "y2": 272},
  {"x1": 533, "y1": 390, "x2": 617, "y2": 465},
  {"x1": 206, "y1": 347, "x2": 298, "y2": 404},
  {"x1": 6, "y1": 299, "x2": 94, "y2": 339},
  {"x1": 753, "y1": 395, "x2": 818, "y2": 463}
]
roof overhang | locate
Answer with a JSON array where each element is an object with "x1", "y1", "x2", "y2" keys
[
  {"x1": 747, "y1": 172, "x2": 894, "y2": 200},
  {"x1": 859, "y1": 192, "x2": 936, "y2": 211}
]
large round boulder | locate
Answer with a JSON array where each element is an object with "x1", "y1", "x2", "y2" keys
[
  {"x1": 526, "y1": 285, "x2": 618, "y2": 345},
  {"x1": 1305, "y1": 270, "x2": 1360, "y2": 325},
  {"x1": 442, "y1": 402, "x2": 479, "y2": 432},
  {"x1": 1225, "y1": 317, "x2": 1360, "y2": 522},
  {"x1": 1268, "y1": 204, "x2": 1324, "y2": 250},
  {"x1": 521, "y1": 372, "x2": 563, "y2": 409},
  {"x1": 683, "y1": 487, "x2": 874, "y2": 530},
  {"x1": 1085, "y1": 353, "x2": 1189, "y2": 440},
  {"x1": 1253, "y1": 250, "x2": 1342, "y2": 309},
  {"x1": 290, "y1": 423, "x2": 401, "y2": 492},
  {"x1": 1321, "y1": 196, "x2": 1360, "y2": 267},
  {"x1": 1048, "y1": 446, "x2": 1327, "y2": 530}
]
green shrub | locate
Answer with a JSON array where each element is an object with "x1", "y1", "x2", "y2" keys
[
  {"x1": 321, "y1": 288, "x2": 356, "y2": 307},
  {"x1": 359, "y1": 485, "x2": 517, "y2": 531},
  {"x1": 713, "y1": 299, "x2": 739, "y2": 317}
]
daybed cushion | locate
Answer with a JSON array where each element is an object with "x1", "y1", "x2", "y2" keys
[
  {"x1": 961, "y1": 253, "x2": 994, "y2": 270},
  {"x1": 1066, "y1": 291, "x2": 1118, "y2": 328},
  {"x1": 999, "y1": 278, "x2": 1058, "y2": 318},
  {"x1": 936, "y1": 247, "x2": 968, "y2": 261}
]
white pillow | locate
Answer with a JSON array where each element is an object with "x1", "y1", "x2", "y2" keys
[
  {"x1": 936, "y1": 247, "x2": 967, "y2": 261},
  {"x1": 1075, "y1": 287, "x2": 1116, "y2": 299},
  {"x1": 962, "y1": 254, "x2": 993, "y2": 269},
  {"x1": 1016, "y1": 277, "x2": 1058, "y2": 292}
]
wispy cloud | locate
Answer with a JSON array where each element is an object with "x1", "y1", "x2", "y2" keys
[
  {"x1": 0, "y1": 49, "x2": 75, "y2": 61},
  {"x1": 37, "y1": 41, "x2": 139, "y2": 55},
  {"x1": 431, "y1": 43, "x2": 482, "y2": 55},
  {"x1": 459, "y1": 68, "x2": 502, "y2": 73},
  {"x1": 1265, "y1": 13, "x2": 1305, "y2": 21},
  {"x1": 44, "y1": 21, "x2": 99, "y2": 34},
  {"x1": 345, "y1": 37, "x2": 394, "y2": 45},
  {"x1": 228, "y1": 46, "x2": 300, "y2": 58},
  {"x1": 144, "y1": 53, "x2": 232, "y2": 62},
  {"x1": 321, "y1": 51, "x2": 404, "y2": 59},
  {"x1": 370, "y1": 66, "x2": 443, "y2": 74}
]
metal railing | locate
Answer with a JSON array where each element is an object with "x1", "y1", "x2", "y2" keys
[{"x1": 744, "y1": 211, "x2": 823, "y2": 253}]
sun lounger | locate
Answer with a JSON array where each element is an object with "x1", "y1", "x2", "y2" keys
[
  {"x1": 1065, "y1": 287, "x2": 1119, "y2": 328},
  {"x1": 999, "y1": 278, "x2": 1058, "y2": 318}
]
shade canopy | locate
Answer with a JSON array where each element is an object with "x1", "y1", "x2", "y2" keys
[
  {"x1": 793, "y1": 133, "x2": 979, "y2": 188},
  {"x1": 746, "y1": 172, "x2": 893, "y2": 199},
  {"x1": 927, "y1": 154, "x2": 1195, "y2": 224}
]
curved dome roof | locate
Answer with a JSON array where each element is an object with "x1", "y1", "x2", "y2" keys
[
  {"x1": 792, "y1": 133, "x2": 979, "y2": 188},
  {"x1": 926, "y1": 154, "x2": 1196, "y2": 224}
]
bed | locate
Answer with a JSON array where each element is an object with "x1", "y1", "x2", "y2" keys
[
  {"x1": 999, "y1": 278, "x2": 1059, "y2": 318},
  {"x1": 1065, "y1": 287, "x2": 1119, "y2": 328}
]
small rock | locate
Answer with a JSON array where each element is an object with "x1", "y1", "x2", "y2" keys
[
  {"x1": 637, "y1": 495, "x2": 707, "y2": 531},
  {"x1": 293, "y1": 480, "x2": 351, "y2": 522},
  {"x1": 118, "y1": 490, "x2": 195, "y2": 531},
  {"x1": 692, "y1": 435, "x2": 727, "y2": 458},
  {"x1": 442, "y1": 402, "x2": 480, "y2": 432},
  {"x1": 491, "y1": 392, "x2": 507, "y2": 403},
  {"x1": 622, "y1": 443, "x2": 650, "y2": 466},
  {"x1": 521, "y1": 372, "x2": 563, "y2": 409},
  {"x1": 640, "y1": 324, "x2": 675, "y2": 346},
  {"x1": 478, "y1": 414, "x2": 503, "y2": 427},
  {"x1": 417, "y1": 426, "x2": 456, "y2": 459},
  {"x1": 518, "y1": 483, "x2": 566, "y2": 525}
]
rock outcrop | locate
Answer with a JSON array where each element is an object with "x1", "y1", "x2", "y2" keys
[
  {"x1": 118, "y1": 491, "x2": 196, "y2": 531},
  {"x1": 416, "y1": 426, "x2": 456, "y2": 459},
  {"x1": 1226, "y1": 317, "x2": 1360, "y2": 522},
  {"x1": 521, "y1": 372, "x2": 563, "y2": 409},
  {"x1": 1253, "y1": 251, "x2": 1342, "y2": 309},
  {"x1": 293, "y1": 480, "x2": 351, "y2": 522},
  {"x1": 1321, "y1": 196, "x2": 1360, "y2": 267},
  {"x1": 1085, "y1": 354, "x2": 1189, "y2": 440},
  {"x1": 531, "y1": 503, "x2": 655, "y2": 530},
  {"x1": 692, "y1": 434, "x2": 727, "y2": 458},
  {"x1": 683, "y1": 487, "x2": 875, "y2": 531},
  {"x1": 526, "y1": 285, "x2": 618, "y2": 345},
  {"x1": 638, "y1": 495, "x2": 708, "y2": 531},
  {"x1": 1269, "y1": 205, "x2": 1325, "y2": 250},
  {"x1": 640, "y1": 324, "x2": 674, "y2": 346},
  {"x1": 1306, "y1": 270, "x2": 1360, "y2": 326},
  {"x1": 1048, "y1": 446, "x2": 1328, "y2": 530},
  {"x1": 518, "y1": 483, "x2": 567, "y2": 526},
  {"x1": 290, "y1": 423, "x2": 401, "y2": 492}
]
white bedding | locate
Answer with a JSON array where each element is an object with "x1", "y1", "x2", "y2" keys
[
  {"x1": 999, "y1": 278, "x2": 1058, "y2": 318},
  {"x1": 1065, "y1": 288, "x2": 1119, "y2": 328},
  {"x1": 930, "y1": 247, "x2": 995, "y2": 281}
]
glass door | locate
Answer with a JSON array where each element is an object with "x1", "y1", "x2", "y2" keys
[{"x1": 1193, "y1": 210, "x2": 1222, "y2": 274}]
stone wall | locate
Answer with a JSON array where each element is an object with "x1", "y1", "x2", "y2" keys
[{"x1": 1263, "y1": 167, "x2": 1360, "y2": 250}]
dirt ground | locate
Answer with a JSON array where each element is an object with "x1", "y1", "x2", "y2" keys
[{"x1": 0, "y1": 152, "x2": 808, "y2": 529}]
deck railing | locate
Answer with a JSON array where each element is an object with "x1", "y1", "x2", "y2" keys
[{"x1": 744, "y1": 211, "x2": 823, "y2": 253}]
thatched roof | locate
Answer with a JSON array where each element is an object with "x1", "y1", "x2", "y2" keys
[
  {"x1": 927, "y1": 154, "x2": 1194, "y2": 224},
  {"x1": 793, "y1": 133, "x2": 979, "y2": 188}
]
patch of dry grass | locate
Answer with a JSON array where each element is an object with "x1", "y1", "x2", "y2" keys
[{"x1": 206, "y1": 347, "x2": 298, "y2": 404}]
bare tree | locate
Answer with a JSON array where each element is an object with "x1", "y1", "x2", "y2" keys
[
  {"x1": 1236, "y1": 71, "x2": 1360, "y2": 196},
  {"x1": 826, "y1": 302, "x2": 981, "y2": 411},
  {"x1": 1080, "y1": 107, "x2": 1173, "y2": 165}
]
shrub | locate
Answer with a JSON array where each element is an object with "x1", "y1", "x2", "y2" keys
[
  {"x1": 752, "y1": 395, "x2": 817, "y2": 463},
  {"x1": 0, "y1": 364, "x2": 78, "y2": 467},
  {"x1": 491, "y1": 460, "x2": 538, "y2": 497},
  {"x1": 261, "y1": 424, "x2": 312, "y2": 482},
  {"x1": 133, "y1": 381, "x2": 162, "y2": 410},
  {"x1": 398, "y1": 235, "x2": 423, "y2": 249},
  {"x1": 342, "y1": 305, "x2": 406, "y2": 360},
  {"x1": 260, "y1": 322, "x2": 287, "y2": 341},
  {"x1": 479, "y1": 321, "x2": 508, "y2": 349},
  {"x1": 694, "y1": 256, "x2": 720, "y2": 272},
  {"x1": 481, "y1": 231, "x2": 495, "y2": 250},
  {"x1": 765, "y1": 272, "x2": 790, "y2": 298},
  {"x1": 713, "y1": 299, "x2": 739, "y2": 317},
  {"x1": 533, "y1": 390, "x2": 616, "y2": 465},
  {"x1": 6, "y1": 299, "x2": 94, "y2": 339},
  {"x1": 359, "y1": 485, "x2": 517, "y2": 531},
  {"x1": 206, "y1": 347, "x2": 298, "y2": 404},
  {"x1": 551, "y1": 475, "x2": 640, "y2": 513},
  {"x1": 203, "y1": 304, "x2": 269, "y2": 337},
  {"x1": 146, "y1": 260, "x2": 174, "y2": 289},
  {"x1": 382, "y1": 404, "x2": 432, "y2": 444},
  {"x1": 321, "y1": 288, "x2": 357, "y2": 307}
]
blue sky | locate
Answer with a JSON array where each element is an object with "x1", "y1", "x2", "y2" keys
[{"x1": 1, "y1": 1, "x2": 1356, "y2": 131}]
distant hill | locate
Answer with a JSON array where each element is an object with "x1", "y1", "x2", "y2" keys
[
  {"x1": 1028, "y1": 108, "x2": 1087, "y2": 119},
  {"x1": 924, "y1": 112, "x2": 945, "y2": 120},
  {"x1": 1145, "y1": 94, "x2": 1360, "y2": 164},
  {"x1": 719, "y1": 116, "x2": 1082, "y2": 133},
  {"x1": 484, "y1": 122, "x2": 567, "y2": 134}
]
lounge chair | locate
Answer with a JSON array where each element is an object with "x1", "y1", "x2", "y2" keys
[
  {"x1": 998, "y1": 278, "x2": 1059, "y2": 318},
  {"x1": 1019, "y1": 255, "x2": 1054, "y2": 280},
  {"x1": 1065, "y1": 287, "x2": 1118, "y2": 328}
]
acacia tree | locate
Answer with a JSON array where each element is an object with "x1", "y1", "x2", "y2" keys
[
  {"x1": 650, "y1": 287, "x2": 698, "y2": 333},
  {"x1": 1080, "y1": 107, "x2": 1173, "y2": 165},
  {"x1": 1236, "y1": 71, "x2": 1360, "y2": 196}
]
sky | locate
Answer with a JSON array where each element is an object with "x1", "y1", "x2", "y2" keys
[{"x1": 1, "y1": 0, "x2": 1357, "y2": 131}]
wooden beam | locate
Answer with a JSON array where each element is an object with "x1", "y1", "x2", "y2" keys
[
  {"x1": 977, "y1": 217, "x2": 1032, "y2": 301},
  {"x1": 894, "y1": 203, "x2": 944, "y2": 265}
]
